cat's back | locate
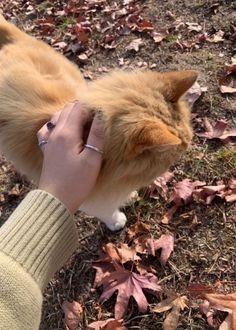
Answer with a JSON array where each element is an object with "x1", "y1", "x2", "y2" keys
[{"x1": 0, "y1": 16, "x2": 85, "y2": 106}]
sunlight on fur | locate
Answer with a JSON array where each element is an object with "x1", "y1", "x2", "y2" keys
[{"x1": 0, "y1": 15, "x2": 198, "y2": 230}]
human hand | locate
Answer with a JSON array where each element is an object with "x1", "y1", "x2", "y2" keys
[{"x1": 37, "y1": 102, "x2": 104, "y2": 214}]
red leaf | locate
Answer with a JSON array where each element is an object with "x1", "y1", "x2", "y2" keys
[
  {"x1": 196, "y1": 117, "x2": 236, "y2": 141},
  {"x1": 134, "y1": 234, "x2": 174, "y2": 266},
  {"x1": 98, "y1": 262, "x2": 162, "y2": 319},
  {"x1": 62, "y1": 300, "x2": 82, "y2": 330},
  {"x1": 88, "y1": 318, "x2": 126, "y2": 330}
]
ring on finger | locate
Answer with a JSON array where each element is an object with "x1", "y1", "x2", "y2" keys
[{"x1": 84, "y1": 144, "x2": 103, "y2": 155}]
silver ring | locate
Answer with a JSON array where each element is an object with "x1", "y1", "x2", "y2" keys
[
  {"x1": 38, "y1": 139, "x2": 48, "y2": 147},
  {"x1": 84, "y1": 144, "x2": 103, "y2": 154}
]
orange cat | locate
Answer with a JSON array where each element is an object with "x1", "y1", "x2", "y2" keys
[{"x1": 0, "y1": 15, "x2": 197, "y2": 230}]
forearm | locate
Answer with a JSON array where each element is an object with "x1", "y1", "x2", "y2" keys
[{"x1": 0, "y1": 190, "x2": 78, "y2": 329}]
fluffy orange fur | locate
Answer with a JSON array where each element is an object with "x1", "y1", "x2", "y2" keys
[{"x1": 0, "y1": 15, "x2": 197, "y2": 230}]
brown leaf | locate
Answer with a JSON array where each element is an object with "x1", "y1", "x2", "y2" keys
[
  {"x1": 154, "y1": 234, "x2": 174, "y2": 266},
  {"x1": 126, "y1": 38, "x2": 143, "y2": 52},
  {"x1": 200, "y1": 300, "x2": 215, "y2": 327},
  {"x1": 185, "y1": 82, "x2": 208, "y2": 108},
  {"x1": 99, "y1": 262, "x2": 162, "y2": 319},
  {"x1": 220, "y1": 85, "x2": 236, "y2": 94},
  {"x1": 88, "y1": 318, "x2": 126, "y2": 330},
  {"x1": 205, "y1": 292, "x2": 236, "y2": 330},
  {"x1": 194, "y1": 184, "x2": 226, "y2": 204},
  {"x1": 188, "y1": 283, "x2": 215, "y2": 298},
  {"x1": 8, "y1": 184, "x2": 21, "y2": 196},
  {"x1": 152, "y1": 30, "x2": 168, "y2": 43},
  {"x1": 207, "y1": 30, "x2": 225, "y2": 43},
  {"x1": 127, "y1": 221, "x2": 150, "y2": 240},
  {"x1": 170, "y1": 179, "x2": 196, "y2": 206},
  {"x1": 62, "y1": 301, "x2": 83, "y2": 330},
  {"x1": 148, "y1": 171, "x2": 174, "y2": 200},
  {"x1": 196, "y1": 118, "x2": 236, "y2": 143},
  {"x1": 186, "y1": 22, "x2": 202, "y2": 32},
  {"x1": 161, "y1": 205, "x2": 178, "y2": 224},
  {"x1": 135, "y1": 234, "x2": 174, "y2": 266},
  {"x1": 153, "y1": 296, "x2": 188, "y2": 330}
]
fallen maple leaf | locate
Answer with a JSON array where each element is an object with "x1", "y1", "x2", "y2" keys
[
  {"x1": 186, "y1": 22, "x2": 202, "y2": 32},
  {"x1": 103, "y1": 243, "x2": 141, "y2": 264},
  {"x1": 200, "y1": 300, "x2": 215, "y2": 327},
  {"x1": 185, "y1": 82, "x2": 208, "y2": 108},
  {"x1": 207, "y1": 30, "x2": 225, "y2": 43},
  {"x1": 220, "y1": 85, "x2": 236, "y2": 94},
  {"x1": 170, "y1": 179, "x2": 205, "y2": 206},
  {"x1": 161, "y1": 205, "x2": 179, "y2": 224},
  {"x1": 62, "y1": 300, "x2": 83, "y2": 330},
  {"x1": 194, "y1": 184, "x2": 226, "y2": 204},
  {"x1": 98, "y1": 262, "x2": 162, "y2": 319},
  {"x1": 188, "y1": 283, "x2": 215, "y2": 298},
  {"x1": 148, "y1": 171, "x2": 174, "y2": 200},
  {"x1": 161, "y1": 179, "x2": 205, "y2": 223},
  {"x1": 153, "y1": 295, "x2": 189, "y2": 330},
  {"x1": 225, "y1": 179, "x2": 236, "y2": 202},
  {"x1": 126, "y1": 38, "x2": 143, "y2": 52},
  {"x1": 205, "y1": 292, "x2": 236, "y2": 330},
  {"x1": 88, "y1": 318, "x2": 126, "y2": 330},
  {"x1": 196, "y1": 118, "x2": 236, "y2": 143},
  {"x1": 134, "y1": 234, "x2": 174, "y2": 266},
  {"x1": 127, "y1": 221, "x2": 150, "y2": 240},
  {"x1": 154, "y1": 234, "x2": 174, "y2": 266},
  {"x1": 152, "y1": 30, "x2": 168, "y2": 43}
]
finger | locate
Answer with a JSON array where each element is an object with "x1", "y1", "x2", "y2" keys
[
  {"x1": 53, "y1": 102, "x2": 76, "y2": 132},
  {"x1": 86, "y1": 114, "x2": 104, "y2": 151},
  {"x1": 65, "y1": 102, "x2": 91, "y2": 137},
  {"x1": 81, "y1": 114, "x2": 104, "y2": 163}
]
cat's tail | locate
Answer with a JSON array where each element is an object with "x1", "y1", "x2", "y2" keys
[{"x1": 0, "y1": 14, "x2": 24, "y2": 48}]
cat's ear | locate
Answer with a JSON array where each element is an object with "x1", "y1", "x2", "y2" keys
[
  {"x1": 128, "y1": 121, "x2": 181, "y2": 157},
  {"x1": 161, "y1": 70, "x2": 198, "y2": 102}
]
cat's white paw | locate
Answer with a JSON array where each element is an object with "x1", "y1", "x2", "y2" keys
[{"x1": 105, "y1": 211, "x2": 127, "y2": 231}]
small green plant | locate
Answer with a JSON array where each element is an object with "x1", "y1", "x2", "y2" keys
[
  {"x1": 165, "y1": 35, "x2": 179, "y2": 44},
  {"x1": 215, "y1": 148, "x2": 236, "y2": 165},
  {"x1": 59, "y1": 16, "x2": 77, "y2": 30}
]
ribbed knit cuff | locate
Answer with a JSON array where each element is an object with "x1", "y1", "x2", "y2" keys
[{"x1": 0, "y1": 190, "x2": 78, "y2": 290}]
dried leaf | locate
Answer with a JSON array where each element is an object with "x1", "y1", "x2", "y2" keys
[
  {"x1": 207, "y1": 30, "x2": 225, "y2": 43},
  {"x1": 148, "y1": 171, "x2": 174, "y2": 200},
  {"x1": 99, "y1": 262, "x2": 162, "y2": 319},
  {"x1": 196, "y1": 118, "x2": 236, "y2": 143},
  {"x1": 88, "y1": 318, "x2": 126, "y2": 330},
  {"x1": 188, "y1": 283, "x2": 215, "y2": 298},
  {"x1": 134, "y1": 234, "x2": 174, "y2": 266},
  {"x1": 170, "y1": 179, "x2": 196, "y2": 206},
  {"x1": 220, "y1": 85, "x2": 236, "y2": 94},
  {"x1": 161, "y1": 205, "x2": 179, "y2": 224},
  {"x1": 152, "y1": 31, "x2": 168, "y2": 43},
  {"x1": 153, "y1": 296, "x2": 188, "y2": 330},
  {"x1": 205, "y1": 292, "x2": 236, "y2": 330},
  {"x1": 186, "y1": 22, "x2": 202, "y2": 32},
  {"x1": 200, "y1": 300, "x2": 215, "y2": 327},
  {"x1": 185, "y1": 82, "x2": 208, "y2": 108},
  {"x1": 127, "y1": 221, "x2": 150, "y2": 240},
  {"x1": 126, "y1": 38, "x2": 143, "y2": 52},
  {"x1": 62, "y1": 301, "x2": 83, "y2": 330}
]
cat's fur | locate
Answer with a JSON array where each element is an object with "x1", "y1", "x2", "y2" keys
[{"x1": 0, "y1": 15, "x2": 197, "y2": 230}]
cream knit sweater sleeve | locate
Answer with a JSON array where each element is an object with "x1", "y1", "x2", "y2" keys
[{"x1": 0, "y1": 189, "x2": 78, "y2": 330}]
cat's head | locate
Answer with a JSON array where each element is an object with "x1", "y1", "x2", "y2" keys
[{"x1": 83, "y1": 70, "x2": 198, "y2": 186}]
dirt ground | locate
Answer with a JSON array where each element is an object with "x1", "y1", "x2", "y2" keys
[{"x1": 0, "y1": 0, "x2": 236, "y2": 329}]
